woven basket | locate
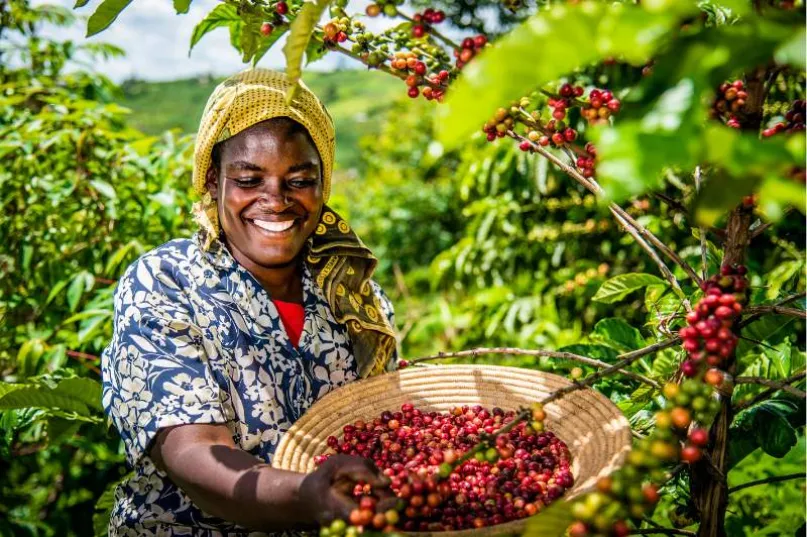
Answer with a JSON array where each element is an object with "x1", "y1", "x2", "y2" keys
[{"x1": 272, "y1": 364, "x2": 631, "y2": 536}]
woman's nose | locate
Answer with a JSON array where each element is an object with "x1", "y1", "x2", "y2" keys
[{"x1": 258, "y1": 178, "x2": 291, "y2": 209}]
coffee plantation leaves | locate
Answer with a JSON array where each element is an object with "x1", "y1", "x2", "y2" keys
[
  {"x1": 593, "y1": 318, "x2": 646, "y2": 352},
  {"x1": 437, "y1": 2, "x2": 691, "y2": 147},
  {"x1": 0, "y1": 377, "x2": 102, "y2": 415},
  {"x1": 593, "y1": 273, "x2": 666, "y2": 304},
  {"x1": 173, "y1": 0, "x2": 191, "y2": 15},
  {"x1": 86, "y1": 0, "x2": 133, "y2": 37},
  {"x1": 189, "y1": 3, "x2": 240, "y2": 53},
  {"x1": 730, "y1": 399, "x2": 803, "y2": 464},
  {"x1": 284, "y1": 0, "x2": 331, "y2": 103}
]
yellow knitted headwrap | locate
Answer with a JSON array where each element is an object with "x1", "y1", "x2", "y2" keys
[{"x1": 193, "y1": 68, "x2": 335, "y2": 242}]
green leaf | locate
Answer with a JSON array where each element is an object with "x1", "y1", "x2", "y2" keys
[
  {"x1": 173, "y1": 0, "x2": 191, "y2": 14},
  {"x1": 45, "y1": 278, "x2": 71, "y2": 306},
  {"x1": 252, "y1": 26, "x2": 289, "y2": 67},
  {"x1": 0, "y1": 377, "x2": 102, "y2": 415},
  {"x1": 283, "y1": 0, "x2": 331, "y2": 103},
  {"x1": 90, "y1": 179, "x2": 117, "y2": 200},
  {"x1": 189, "y1": 3, "x2": 240, "y2": 53},
  {"x1": 86, "y1": 0, "x2": 134, "y2": 37},
  {"x1": 618, "y1": 383, "x2": 656, "y2": 418},
  {"x1": 522, "y1": 497, "x2": 575, "y2": 537},
  {"x1": 239, "y1": 20, "x2": 260, "y2": 63},
  {"x1": 758, "y1": 175, "x2": 807, "y2": 222},
  {"x1": 437, "y1": 2, "x2": 689, "y2": 147},
  {"x1": 17, "y1": 339, "x2": 45, "y2": 378},
  {"x1": 730, "y1": 398, "x2": 804, "y2": 466},
  {"x1": 593, "y1": 273, "x2": 666, "y2": 303},
  {"x1": 74, "y1": 0, "x2": 92, "y2": 7},
  {"x1": 47, "y1": 417, "x2": 82, "y2": 444},
  {"x1": 592, "y1": 318, "x2": 646, "y2": 351},
  {"x1": 775, "y1": 27, "x2": 806, "y2": 68},
  {"x1": 67, "y1": 272, "x2": 88, "y2": 312}
]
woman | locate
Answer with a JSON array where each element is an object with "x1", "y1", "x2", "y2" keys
[{"x1": 102, "y1": 69, "x2": 398, "y2": 536}]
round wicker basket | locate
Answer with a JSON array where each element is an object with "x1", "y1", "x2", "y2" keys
[{"x1": 272, "y1": 364, "x2": 631, "y2": 536}]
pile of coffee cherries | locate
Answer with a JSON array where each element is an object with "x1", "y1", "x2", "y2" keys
[
  {"x1": 763, "y1": 99, "x2": 805, "y2": 137},
  {"x1": 316, "y1": 403, "x2": 573, "y2": 533}
]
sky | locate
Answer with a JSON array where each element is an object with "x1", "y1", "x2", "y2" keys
[{"x1": 38, "y1": 0, "x2": 381, "y2": 82}]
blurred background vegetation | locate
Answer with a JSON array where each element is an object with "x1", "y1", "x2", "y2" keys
[{"x1": 0, "y1": 0, "x2": 804, "y2": 536}]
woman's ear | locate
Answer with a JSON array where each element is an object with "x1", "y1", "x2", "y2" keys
[{"x1": 205, "y1": 166, "x2": 219, "y2": 200}]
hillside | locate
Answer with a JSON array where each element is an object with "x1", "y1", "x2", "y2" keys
[{"x1": 119, "y1": 69, "x2": 403, "y2": 171}]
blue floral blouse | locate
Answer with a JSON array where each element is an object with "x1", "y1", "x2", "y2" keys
[{"x1": 101, "y1": 234, "x2": 395, "y2": 537}]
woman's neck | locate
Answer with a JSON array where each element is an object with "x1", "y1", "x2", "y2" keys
[{"x1": 223, "y1": 239, "x2": 304, "y2": 303}]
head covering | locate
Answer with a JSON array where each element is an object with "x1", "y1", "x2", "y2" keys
[{"x1": 193, "y1": 68, "x2": 395, "y2": 378}]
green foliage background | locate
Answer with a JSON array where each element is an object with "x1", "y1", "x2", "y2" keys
[{"x1": 0, "y1": 0, "x2": 805, "y2": 536}]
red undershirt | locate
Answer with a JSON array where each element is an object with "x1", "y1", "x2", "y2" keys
[{"x1": 272, "y1": 299, "x2": 305, "y2": 348}]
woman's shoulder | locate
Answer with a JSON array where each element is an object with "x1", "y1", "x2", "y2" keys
[{"x1": 115, "y1": 236, "x2": 207, "y2": 303}]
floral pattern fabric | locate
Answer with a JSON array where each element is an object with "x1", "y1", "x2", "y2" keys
[{"x1": 101, "y1": 234, "x2": 395, "y2": 537}]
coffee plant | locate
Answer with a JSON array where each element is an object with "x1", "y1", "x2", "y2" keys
[{"x1": 2, "y1": 0, "x2": 805, "y2": 536}]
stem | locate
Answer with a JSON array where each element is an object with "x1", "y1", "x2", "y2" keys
[
  {"x1": 66, "y1": 350, "x2": 101, "y2": 375},
  {"x1": 734, "y1": 371, "x2": 807, "y2": 411},
  {"x1": 541, "y1": 337, "x2": 681, "y2": 405},
  {"x1": 695, "y1": 167, "x2": 708, "y2": 281},
  {"x1": 630, "y1": 530, "x2": 696, "y2": 536},
  {"x1": 395, "y1": 9, "x2": 461, "y2": 50},
  {"x1": 738, "y1": 292, "x2": 806, "y2": 329},
  {"x1": 734, "y1": 375, "x2": 806, "y2": 398},
  {"x1": 410, "y1": 347, "x2": 661, "y2": 389},
  {"x1": 728, "y1": 472, "x2": 805, "y2": 494},
  {"x1": 742, "y1": 305, "x2": 805, "y2": 319}
]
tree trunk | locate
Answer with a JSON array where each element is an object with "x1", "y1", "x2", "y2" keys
[{"x1": 692, "y1": 204, "x2": 753, "y2": 537}]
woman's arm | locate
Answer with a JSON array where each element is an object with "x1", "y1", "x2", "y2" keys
[{"x1": 151, "y1": 423, "x2": 390, "y2": 531}]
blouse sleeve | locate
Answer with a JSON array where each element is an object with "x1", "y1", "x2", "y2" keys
[
  {"x1": 370, "y1": 280, "x2": 400, "y2": 372},
  {"x1": 101, "y1": 255, "x2": 227, "y2": 467}
]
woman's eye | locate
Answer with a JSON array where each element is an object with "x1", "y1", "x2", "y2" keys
[
  {"x1": 289, "y1": 178, "x2": 317, "y2": 188},
  {"x1": 232, "y1": 177, "x2": 261, "y2": 187}
]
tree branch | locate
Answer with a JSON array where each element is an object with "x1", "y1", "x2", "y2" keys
[
  {"x1": 409, "y1": 347, "x2": 662, "y2": 389},
  {"x1": 738, "y1": 292, "x2": 806, "y2": 329},
  {"x1": 541, "y1": 337, "x2": 681, "y2": 405},
  {"x1": 742, "y1": 305, "x2": 805, "y2": 319},
  {"x1": 734, "y1": 374, "x2": 806, "y2": 398},
  {"x1": 630, "y1": 530, "x2": 696, "y2": 536},
  {"x1": 728, "y1": 473, "x2": 805, "y2": 494},
  {"x1": 734, "y1": 371, "x2": 807, "y2": 411},
  {"x1": 395, "y1": 8, "x2": 461, "y2": 50}
]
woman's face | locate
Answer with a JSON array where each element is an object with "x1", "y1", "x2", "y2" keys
[{"x1": 206, "y1": 120, "x2": 324, "y2": 269}]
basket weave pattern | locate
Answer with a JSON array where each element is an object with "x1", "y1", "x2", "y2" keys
[{"x1": 272, "y1": 365, "x2": 631, "y2": 536}]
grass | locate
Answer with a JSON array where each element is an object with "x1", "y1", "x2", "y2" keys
[{"x1": 118, "y1": 69, "x2": 402, "y2": 171}]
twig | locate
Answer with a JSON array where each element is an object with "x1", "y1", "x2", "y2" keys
[
  {"x1": 734, "y1": 371, "x2": 807, "y2": 411},
  {"x1": 630, "y1": 530, "x2": 696, "y2": 536},
  {"x1": 395, "y1": 8, "x2": 461, "y2": 50},
  {"x1": 742, "y1": 305, "x2": 805, "y2": 319},
  {"x1": 738, "y1": 292, "x2": 806, "y2": 329},
  {"x1": 66, "y1": 350, "x2": 101, "y2": 375},
  {"x1": 728, "y1": 472, "x2": 805, "y2": 494},
  {"x1": 695, "y1": 167, "x2": 708, "y2": 281},
  {"x1": 541, "y1": 337, "x2": 681, "y2": 405},
  {"x1": 734, "y1": 374, "x2": 806, "y2": 398},
  {"x1": 410, "y1": 347, "x2": 662, "y2": 389}
]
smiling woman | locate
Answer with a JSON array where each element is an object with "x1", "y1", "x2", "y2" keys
[{"x1": 100, "y1": 68, "x2": 399, "y2": 537}]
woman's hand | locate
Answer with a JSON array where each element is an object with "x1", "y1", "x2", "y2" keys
[{"x1": 298, "y1": 454, "x2": 396, "y2": 524}]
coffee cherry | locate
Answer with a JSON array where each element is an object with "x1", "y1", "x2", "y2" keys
[
  {"x1": 365, "y1": 4, "x2": 381, "y2": 17},
  {"x1": 704, "y1": 368, "x2": 724, "y2": 386},
  {"x1": 689, "y1": 428, "x2": 709, "y2": 447},
  {"x1": 260, "y1": 22, "x2": 273, "y2": 36},
  {"x1": 670, "y1": 407, "x2": 692, "y2": 429},
  {"x1": 681, "y1": 445, "x2": 702, "y2": 464},
  {"x1": 407, "y1": 87, "x2": 420, "y2": 98},
  {"x1": 275, "y1": 1, "x2": 288, "y2": 15}
]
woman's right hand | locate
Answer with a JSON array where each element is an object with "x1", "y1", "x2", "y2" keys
[{"x1": 297, "y1": 454, "x2": 396, "y2": 524}]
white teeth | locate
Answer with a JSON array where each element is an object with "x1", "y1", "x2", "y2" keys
[{"x1": 252, "y1": 219, "x2": 295, "y2": 232}]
